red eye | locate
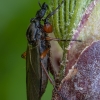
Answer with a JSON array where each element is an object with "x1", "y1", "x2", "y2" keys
[{"x1": 43, "y1": 23, "x2": 53, "y2": 33}]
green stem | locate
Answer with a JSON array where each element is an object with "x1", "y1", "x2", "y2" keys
[
  {"x1": 53, "y1": 0, "x2": 60, "y2": 38},
  {"x1": 49, "y1": 0, "x2": 93, "y2": 81},
  {"x1": 67, "y1": 0, "x2": 88, "y2": 35},
  {"x1": 69, "y1": 0, "x2": 75, "y2": 18}
]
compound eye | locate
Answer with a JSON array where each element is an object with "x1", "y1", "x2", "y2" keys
[{"x1": 43, "y1": 23, "x2": 53, "y2": 33}]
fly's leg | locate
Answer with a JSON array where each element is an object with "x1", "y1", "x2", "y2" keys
[
  {"x1": 41, "y1": 48, "x2": 67, "y2": 100},
  {"x1": 40, "y1": 62, "x2": 55, "y2": 87},
  {"x1": 45, "y1": 36, "x2": 82, "y2": 42},
  {"x1": 41, "y1": 60, "x2": 66, "y2": 100},
  {"x1": 21, "y1": 52, "x2": 26, "y2": 59}
]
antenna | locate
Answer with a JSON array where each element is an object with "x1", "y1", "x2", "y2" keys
[
  {"x1": 38, "y1": 0, "x2": 42, "y2": 8},
  {"x1": 45, "y1": 0, "x2": 65, "y2": 19}
]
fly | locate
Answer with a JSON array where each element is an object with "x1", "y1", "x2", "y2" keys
[{"x1": 21, "y1": 1, "x2": 66, "y2": 100}]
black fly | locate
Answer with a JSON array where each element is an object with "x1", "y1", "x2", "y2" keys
[{"x1": 22, "y1": 1, "x2": 66, "y2": 100}]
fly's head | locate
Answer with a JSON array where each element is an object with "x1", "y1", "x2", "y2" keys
[
  {"x1": 41, "y1": 2, "x2": 48, "y2": 10},
  {"x1": 35, "y1": 2, "x2": 48, "y2": 21}
]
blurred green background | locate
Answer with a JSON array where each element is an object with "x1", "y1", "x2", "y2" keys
[{"x1": 0, "y1": 0, "x2": 53, "y2": 100}]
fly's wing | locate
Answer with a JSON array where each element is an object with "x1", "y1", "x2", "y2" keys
[{"x1": 26, "y1": 44, "x2": 41, "y2": 100}]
